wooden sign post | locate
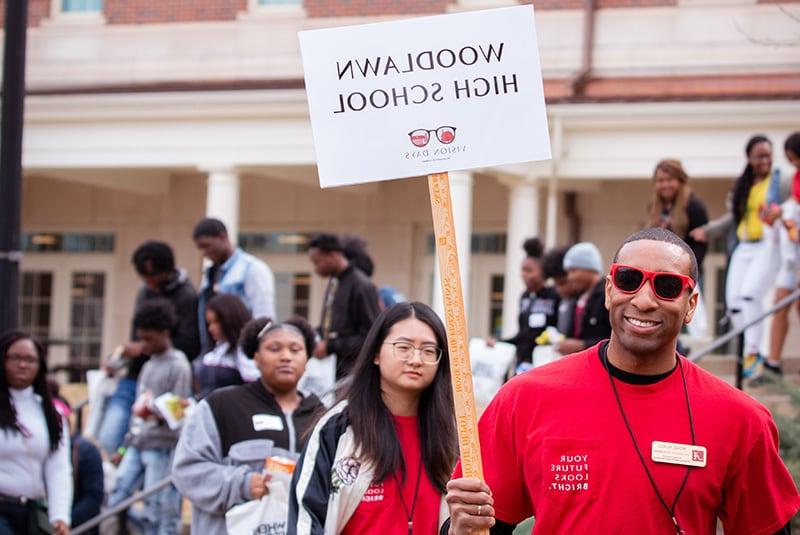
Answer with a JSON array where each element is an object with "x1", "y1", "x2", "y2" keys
[{"x1": 428, "y1": 172, "x2": 485, "y2": 486}]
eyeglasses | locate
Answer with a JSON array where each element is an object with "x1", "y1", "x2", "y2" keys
[
  {"x1": 408, "y1": 126, "x2": 456, "y2": 148},
  {"x1": 383, "y1": 342, "x2": 442, "y2": 365},
  {"x1": 610, "y1": 263, "x2": 695, "y2": 301},
  {"x1": 6, "y1": 354, "x2": 39, "y2": 366}
]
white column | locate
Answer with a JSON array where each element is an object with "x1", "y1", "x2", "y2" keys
[
  {"x1": 545, "y1": 175, "x2": 558, "y2": 249},
  {"x1": 432, "y1": 170, "x2": 474, "y2": 319},
  {"x1": 500, "y1": 176, "x2": 540, "y2": 338},
  {"x1": 203, "y1": 167, "x2": 241, "y2": 245}
]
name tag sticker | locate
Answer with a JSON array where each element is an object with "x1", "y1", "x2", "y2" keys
[
  {"x1": 528, "y1": 312, "x2": 547, "y2": 328},
  {"x1": 651, "y1": 441, "x2": 707, "y2": 467},
  {"x1": 252, "y1": 414, "x2": 284, "y2": 432}
]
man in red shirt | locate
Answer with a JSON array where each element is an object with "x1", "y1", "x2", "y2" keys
[{"x1": 443, "y1": 228, "x2": 800, "y2": 534}]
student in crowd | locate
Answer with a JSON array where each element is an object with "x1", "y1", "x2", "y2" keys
[
  {"x1": 721, "y1": 136, "x2": 781, "y2": 377},
  {"x1": 308, "y1": 233, "x2": 381, "y2": 380},
  {"x1": 193, "y1": 217, "x2": 276, "y2": 351},
  {"x1": 193, "y1": 293, "x2": 253, "y2": 399},
  {"x1": 173, "y1": 316, "x2": 324, "y2": 535},
  {"x1": 442, "y1": 228, "x2": 799, "y2": 534},
  {"x1": 108, "y1": 299, "x2": 192, "y2": 535},
  {"x1": 97, "y1": 240, "x2": 200, "y2": 456},
  {"x1": 647, "y1": 159, "x2": 710, "y2": 278},
  {"x1": 763, "y1": 131, "x2": 800, "y2": 381},
  {"x1": 554, "y1": 242, "x2": 612, "y2": 355},
  {"x1": 70, "y1": 435, "x2": 104, "y2": 535},
  {"x1": 48, "y1": 381, "x2": 104, "y2": 535},
  {"x1": 487, "y1": 238, "x2": 559, "y2": 365},
  {"x1": 289, "y1": 302, "x2": 458, "y2": 534},
  {"x1": 542, "y1": 246, "x2": 577, "y2": 336},
  {"x1": 0, "y1": 331, "x2": 71, "y2": 535}
]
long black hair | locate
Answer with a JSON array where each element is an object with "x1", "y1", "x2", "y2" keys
[
  {"x1": 342, "y1": 235, "x2": 374, "y2": 277},
  {"x1": 342, "y1": 302, "x2": 457, "y2": 493},
  {"x1": 205, "y1": 294, "x2": 252, "y2": 349},
  {"x1": 731, "y1": 135, "x2": 772, "y2": 225},
  {"x1": 0, "y1": 331, "x2": 63, "y2": 451}
]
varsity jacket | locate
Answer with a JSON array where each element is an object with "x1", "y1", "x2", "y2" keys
[
  {"x1": 173, "y1": 381, "x2": 323, "y2": 535},
  {"x1": 288, "y1": 401, "x2": 448, "y2": 535}
]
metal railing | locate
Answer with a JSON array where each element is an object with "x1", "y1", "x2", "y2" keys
[
  {"x1": 71, "y1": 476, "x2": 173, "y2": 535},
  {"x1": 690, "y1": 287, "x2": 800, "y2": 388}
]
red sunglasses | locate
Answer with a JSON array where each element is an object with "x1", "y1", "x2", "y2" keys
[{"x1": 610, "y1": 263, "x2": 695, "y2": 301}]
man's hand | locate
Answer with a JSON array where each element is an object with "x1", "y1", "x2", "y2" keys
[
  {"x1": 313, "y1": 340, "x2": 329, "y2": 359},
  {"x1": 121, "y1": 341, "x2": 145, "y2": 358},
  {"x1": 556, "y1": 338, "x2": 585, "y2": 355},
  {"x1": 445, "y1": 478, "x2": 495, "y2": 534},
  {"x1": 52, "y1": 520, "x2": 69, "y2": 535},
  {"x1": 249, "y1": 472, "x2": 272, "y2": 500},
  {"x1": 688, "y1": 227, "x2": 707, "y2": 243},
  {"x1": 485, "y1": 337, "x2": 497, "y2": 348}
]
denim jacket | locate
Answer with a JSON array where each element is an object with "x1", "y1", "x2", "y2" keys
[{"x1": 198, "y1": 248, "x2": 275, "y2": 349}]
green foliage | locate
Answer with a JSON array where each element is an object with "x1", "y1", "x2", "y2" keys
[{"x1": 770, "y1": 379, "x2": 800, "y2": 529}]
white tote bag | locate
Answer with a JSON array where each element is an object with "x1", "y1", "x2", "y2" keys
[{"x1": 225, "y1": 481, "x2": 290, "y2": 535}]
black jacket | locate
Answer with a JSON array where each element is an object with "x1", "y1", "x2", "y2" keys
[
  {"x1": 570, "y1": 279, "x2": 612, "y2": 348},
  {"x1": 128, "y1": 269, "x2": 201, "y2": 378},
  {"x1": 503, "y1": 287, "x2": 560, "y2": 363},
  {"x1": 319, "y1": 265, "x2": 381, "y2": 379},
  {"x1": 206, "y1": 381, "x2": 323, "y2": 457},
  {"x1": 71, "y1": 436, "x2": 104, "y2": 535}
]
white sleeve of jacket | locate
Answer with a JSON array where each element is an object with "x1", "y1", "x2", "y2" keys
[{"x1": 172, "y1": 400, "x2": 255, "y2": 515}]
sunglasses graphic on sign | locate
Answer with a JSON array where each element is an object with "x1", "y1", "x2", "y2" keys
[{"x1": 408, "y1": 126, "x2": 457, "y2": 147}]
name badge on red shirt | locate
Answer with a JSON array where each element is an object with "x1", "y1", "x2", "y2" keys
[{"x1": 651, "y1": 441, "x2": 707, "y2": 467}]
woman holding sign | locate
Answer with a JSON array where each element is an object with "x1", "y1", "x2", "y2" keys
[{"x1": 289, "y1": 302, "x2": 458, "y2": 535}]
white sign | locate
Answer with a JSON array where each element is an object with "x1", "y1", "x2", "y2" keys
[{"x1": 299, "y1": 5, "x2": 551, "y2": 188}]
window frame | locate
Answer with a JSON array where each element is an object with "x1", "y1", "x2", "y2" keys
[
  {"x1": 242, "y1": 0, "x2": 306, "y2": 19},
  {"x1": 47, "y1": 0, "x2": 106, "y2": 25}
]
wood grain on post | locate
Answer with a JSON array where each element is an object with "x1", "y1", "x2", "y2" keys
[{"x1": 428, "y1": 172, "x2": 488, "y2": 534}]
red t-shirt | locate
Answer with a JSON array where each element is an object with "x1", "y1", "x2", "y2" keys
[
  {"x1": 455, "y1": 344, "x2": 800, "y2": 534},
  {"x1": 342, "y1": 415, "x2": 440, "y2": 535}
]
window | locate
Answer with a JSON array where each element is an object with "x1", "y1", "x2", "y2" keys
[
  {"x1": 69, "y1": 272, "x2": 105, "y2": 380},
  {"x1": 292, "y1": 273, "x2": 311, "y2": 319},
  {"x1": 275, "y1": 272, "x2": 312, "y2": 321},
  {"x1": 62, "y1": 0, "x2": 102, "y2": 12},
  {"x1": 244, "y1": 0, "x2": 305, "y2": 17},
  {"x1": 489, "y1": 275, "x2": 504, "y2": 337},
  {"x1": 426, "y1": 232, "x2": 507, "y2": 255},
  {"x1": 239, "y1": 232, "x2": 315, "y2": 254},
  {"x1": 19, "y1": 272, "x2": 53, "y2": 343},
  {"x1": 22, "y1": 232, "x2": 114, "y2": 253}
]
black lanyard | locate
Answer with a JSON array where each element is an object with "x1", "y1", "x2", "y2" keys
[
  {"x1": 392, "y1": 454, "x2": 424, "y2": 535},
  {"x1": 603, "y1": 350, "x2": 696, "y2": 534}
]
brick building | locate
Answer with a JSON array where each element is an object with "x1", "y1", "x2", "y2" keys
[{"x1": 7, "y1": 0, "x2": 800, "y2": 372}]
